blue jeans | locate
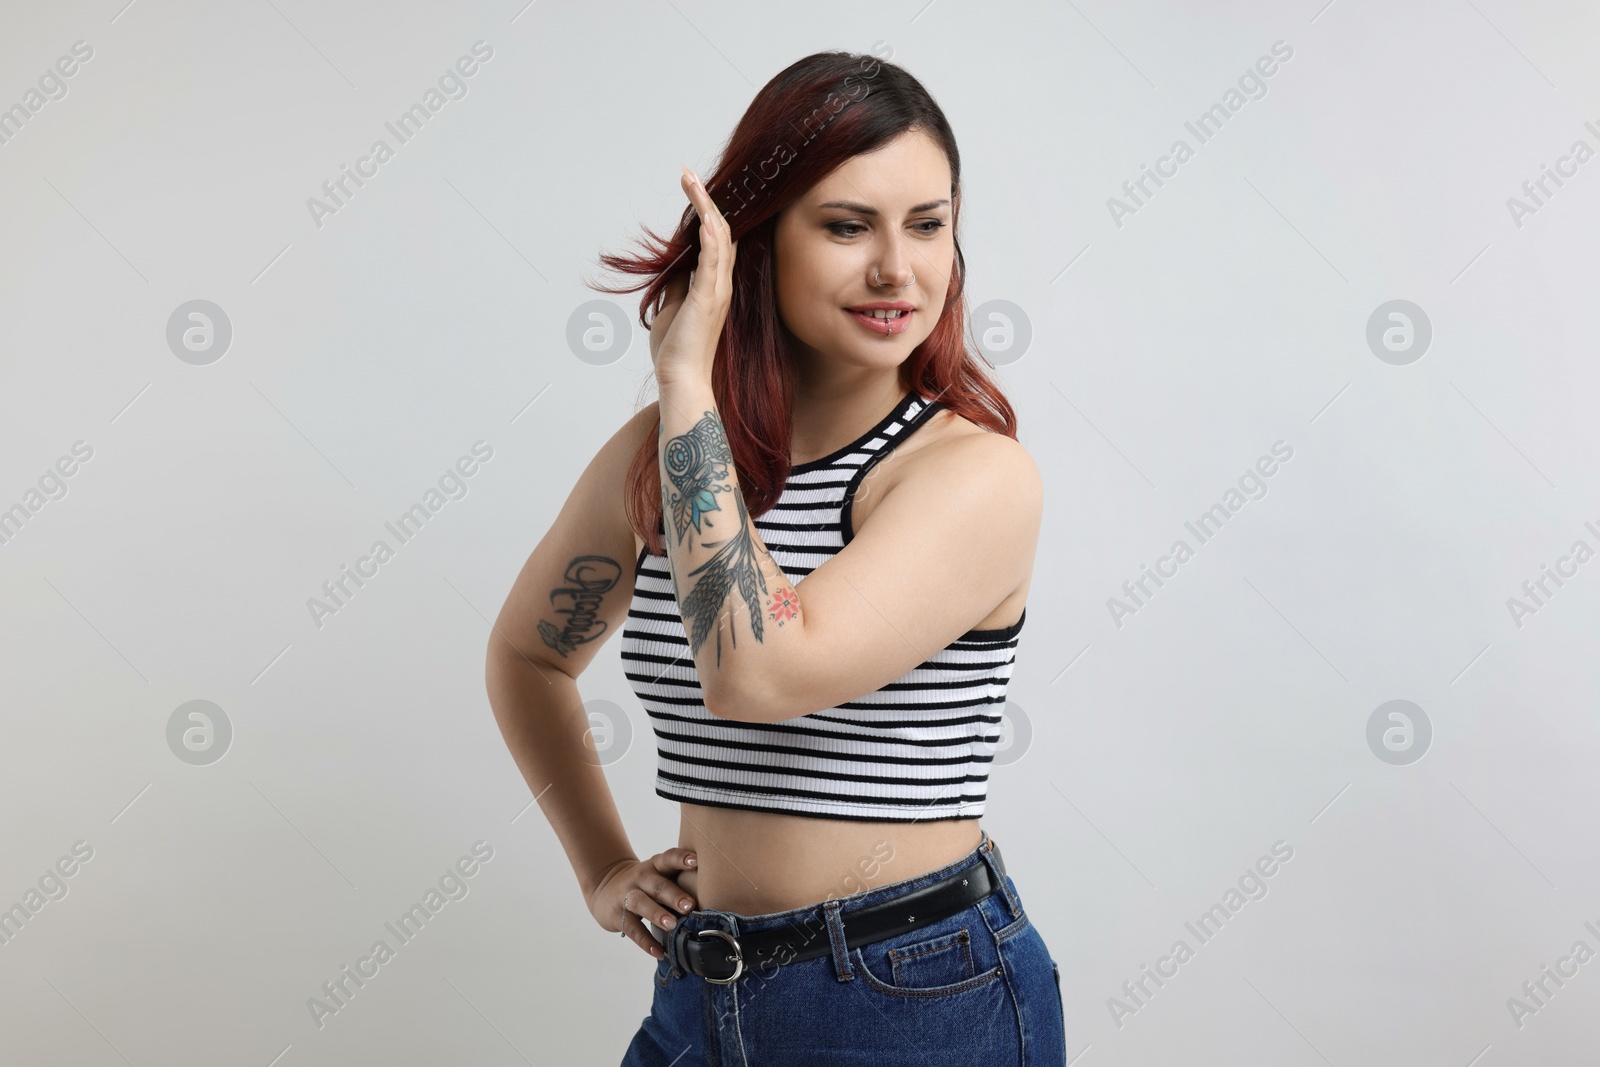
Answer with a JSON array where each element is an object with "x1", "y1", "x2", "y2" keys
[{"x1": 621, "y1": 830, "x2": 1066, "y2": 1065}]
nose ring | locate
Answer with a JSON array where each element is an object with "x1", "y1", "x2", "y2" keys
[{"x1": 874, "y1": 270, "x2": 915, "y2": 288}]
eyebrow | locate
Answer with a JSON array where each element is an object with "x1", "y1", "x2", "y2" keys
[{"x1": 816, "y1": 199, "x2": 951, "y2": 215}]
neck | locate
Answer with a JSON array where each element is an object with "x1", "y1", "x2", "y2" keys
[{"x1": 787, "y1": 374, "x2": 909, "y2": 467}]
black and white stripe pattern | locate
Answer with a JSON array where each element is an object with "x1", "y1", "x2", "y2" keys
[{"x1": 619, "y1": 389, "x2": 1025, "y2": 822}]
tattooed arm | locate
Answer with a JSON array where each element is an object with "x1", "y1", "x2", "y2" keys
[
  {"x1": 655, "y1": 380, "x2": 804, "y2": 719},
  {"x1": 657, "y1": 380, "x2": 1042, "y2": 725},
  {"x1": 486, "y1": 404, "x2": 656, "y2": 910}
]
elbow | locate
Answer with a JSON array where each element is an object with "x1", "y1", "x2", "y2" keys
[
  {"x1": 703, "y1": 674, "x2": 793, "y2": 724},
  {"x1": 702, "y1": 680, "x2": 745, "y2": 722}
]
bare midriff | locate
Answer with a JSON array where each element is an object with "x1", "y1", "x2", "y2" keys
[{"x1": 673, "y1": 803, "x2": 983, "y2": 915}]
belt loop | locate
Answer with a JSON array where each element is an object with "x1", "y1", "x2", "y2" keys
[
  {"x1": 823, "y1": 900, "x2": 854, "y2": 982},
  {"x1": 979, "y1": 832, "x2": 1022, "y2": 920},
  {"x1": 666, "y1": 922, "x2": 684, "y2": 980}
]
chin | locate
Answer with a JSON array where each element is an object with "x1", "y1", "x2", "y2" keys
[
  {"x1": 841, "y1": 345, "x2": 918, "y2": 374},
  {"x1": 849, "y1": 330, "x2": 928, "y2": 356}
]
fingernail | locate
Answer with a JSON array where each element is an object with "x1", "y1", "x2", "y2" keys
[
  {"x1": 662, "y1": 915, "x2": 676, "y2": 929},
  {"x1": 686, "y1": 855, "x2": 696, "y2": 866},
  {"x1": 679, "y1": 899, "x2": 691, "y2": 911}
]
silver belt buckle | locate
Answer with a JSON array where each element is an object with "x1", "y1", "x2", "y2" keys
[{"x1": 696, "y1": 928, "x2": 744, "y2": 984}]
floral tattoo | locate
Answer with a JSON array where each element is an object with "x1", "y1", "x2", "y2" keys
[{"x1": 766, "y1": 584, "x2": 800, "y2": 626}]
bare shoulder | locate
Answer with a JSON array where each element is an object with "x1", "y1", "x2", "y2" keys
[
  {"x1": 847, "y1": 406, "x2": 1041, "y2": 626},
  {"x1": 896, "y1": 408, "x2": 1041, "y2": 499},
  {"x1": 619, "y1": 399, "x2": 661, "y2": 443},
  {"x1": 586, "y1": 400, "x2": 660, "y2": 496},
  {"x1": 568, "y1": 399, "x2": 662, "y2": 566},
  {"x1": 487, "y1": 398, "x2": 661, "y2": 678},
  {"x1": 616, "y1": 401, "x2": 660, "y2": 555},
  {"x1": 851, "y1": 406, "x2": 1041, "y2": 544}
]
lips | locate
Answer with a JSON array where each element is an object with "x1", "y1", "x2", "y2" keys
[{"x1": 844, "y1": 304, "x2": 914, "y2": 336}]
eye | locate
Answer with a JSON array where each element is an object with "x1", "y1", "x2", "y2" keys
[{"x1": 828, "y1": 220, "x2": 946, "y2": 238}]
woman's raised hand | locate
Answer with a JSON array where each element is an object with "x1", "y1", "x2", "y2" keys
[
  {"x1": 586, "y1": 848, "x2": 698, "y2": 959},
  {"x1": 650, "y1": 166, "x2": 737, "y2": 388}
]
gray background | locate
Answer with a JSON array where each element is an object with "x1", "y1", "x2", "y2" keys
[{"x1": 3, "y1": 0, "x2": 1598, "y2": 1063}]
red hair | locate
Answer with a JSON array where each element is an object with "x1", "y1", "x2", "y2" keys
[{"x1": 588, "y1": 49, "x2": 1017, "y2": 556}]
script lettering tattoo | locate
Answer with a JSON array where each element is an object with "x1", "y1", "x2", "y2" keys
[
  {"x1": 660, "y1": 411, "x2": 776, "y2": 663},
  {"x1": 537, "y1": 555, "x2": 622, "y2": 657}
]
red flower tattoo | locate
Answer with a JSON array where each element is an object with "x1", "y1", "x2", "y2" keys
[{"x1": 766, "y1": 584, "x2": 800, "y2": 626}]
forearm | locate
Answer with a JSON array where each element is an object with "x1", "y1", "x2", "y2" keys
[
  {"x1": 656, "y1": 377, "x2": 805, "y2": 715},
  {"x1": 484, "y1": 649, "x2": 635, "y2": 900}
]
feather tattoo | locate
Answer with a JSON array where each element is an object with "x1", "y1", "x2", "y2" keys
[{"x1": 679, "y1": 491, "x2": 770, "y2": 663}]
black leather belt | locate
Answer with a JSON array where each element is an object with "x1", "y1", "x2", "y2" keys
[{"x1": 663, "y1": 840, "x2": 1006, "y2": 985}]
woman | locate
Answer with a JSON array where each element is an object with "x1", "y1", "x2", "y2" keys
[{"x1": 485, "y1": 50, "x2": 1061, "y2": 1063}]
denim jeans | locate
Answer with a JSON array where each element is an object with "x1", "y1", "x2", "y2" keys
[{"x1": 621, "y1": 830, "x2": 1066, "y2": 1065}]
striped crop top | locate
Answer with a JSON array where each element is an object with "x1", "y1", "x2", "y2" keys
[{"x1": 618, "y1": 388, "x2": 1026, "y2": 823}]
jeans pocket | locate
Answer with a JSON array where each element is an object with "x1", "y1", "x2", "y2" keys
[
  {"x1": 889, "y1": 927, "x2": 975, "y2": 987},
  {"x1": 852, "y1": 909, "x2": 1005, "y2": 999}
]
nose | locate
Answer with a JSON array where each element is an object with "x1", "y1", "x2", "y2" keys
[{"x1": 871, "y1": 234, "x2": 917, "y2": 289}]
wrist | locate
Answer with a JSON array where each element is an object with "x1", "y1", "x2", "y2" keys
[
  {"x1": 654, "y1": 365, "x2": 713, "y2": 394},
  {"x1": 659, "y1": 355, "x2": 716, "y2": 391}
]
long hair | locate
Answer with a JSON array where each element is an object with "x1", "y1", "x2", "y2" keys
[{"x1": 590, "y1": 49, "x2": 1017, "y2": 556}]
